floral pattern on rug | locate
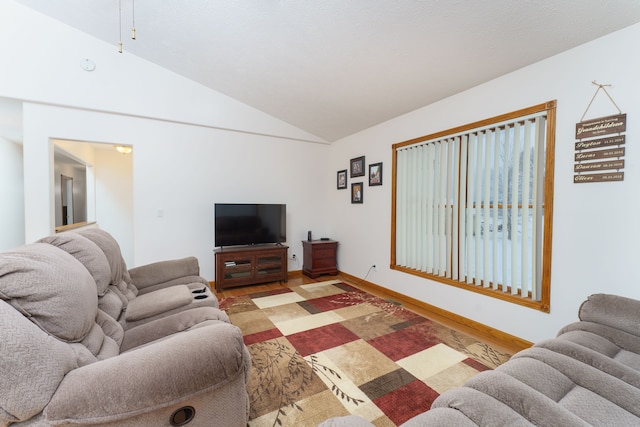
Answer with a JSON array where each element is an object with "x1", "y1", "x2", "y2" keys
[
  {"x1": 220, "y1": 281, "x2": 512, "y2": 426},
  {"x1": 248, "y1": 338, "x2": 367, "y2": 426}
]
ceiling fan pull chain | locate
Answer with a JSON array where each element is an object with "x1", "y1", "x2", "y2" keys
[
  {"x1": 131, "y1": 0, "x2": 136, "y2": 40},
  {"x1": 118, "y1": 0, "x2": 123, "y2": 53}
]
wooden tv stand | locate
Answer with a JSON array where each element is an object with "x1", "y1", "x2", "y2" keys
[{"x1": 214, "y1": 244, "x2": 288, "y2": 291}]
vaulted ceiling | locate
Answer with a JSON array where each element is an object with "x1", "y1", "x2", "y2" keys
[{"x1": 12, "y1": 0, "x2": 640, "y2": 142}]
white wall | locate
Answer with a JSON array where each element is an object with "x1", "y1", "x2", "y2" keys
[
  {"x1": 21, "y1": 103, "x2": 329, "y2": 279},
  {"x1": 1, "y1": 2, "x2": 331, "y2": 279},
  {"x1": 0, "y1": 137, "x2": 25, "y2": 251},
  {"x1": 330, "y1": 23, "x2": 640, "y2": 343},
  {"x1": 94, "y1": 147, "x2": 134, "y2": 265}
]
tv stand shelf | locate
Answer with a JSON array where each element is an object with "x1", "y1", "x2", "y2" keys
[{"x1": 214, "y1": 245, "x2": 288, "y2": 291}]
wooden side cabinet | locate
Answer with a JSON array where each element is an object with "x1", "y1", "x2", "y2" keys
[
  {"x1": 302, "y1": 240, "x2": 338, "y2": 278},
  {"x1": 214, "y1": 245, "x2": 288, "y2": 291}
]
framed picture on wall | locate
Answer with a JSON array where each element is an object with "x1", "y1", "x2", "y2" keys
[
  {"x1": 350, "y1": 156, "x2": 365, "y2": 177},
  {"x1": 369, "y1": 162, "x2": 382, "y2": 186},
  {"x1": 337, "y1": 169, "x2": 347, "y2": 189},
  {"x1": 351, "y1": 182, "x2": 363, "y2": 204}
]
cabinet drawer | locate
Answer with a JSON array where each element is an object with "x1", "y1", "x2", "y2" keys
[
  {"x1": 313, "y1": 248, "x2": 336, "y2": 259},
  {"x1": 313, "y1": 257, "x2": 335, "y2": 268}
]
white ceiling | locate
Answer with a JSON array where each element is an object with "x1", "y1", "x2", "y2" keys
[{"x1": 9, "y1": 0, "x2": 640, "y2": 142}]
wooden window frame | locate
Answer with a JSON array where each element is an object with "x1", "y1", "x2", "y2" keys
[{"x1": 391, "y1": 101, "x2": 556, "y2": 312}]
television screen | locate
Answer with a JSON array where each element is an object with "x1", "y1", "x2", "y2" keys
[{"x1": 215, "y1": 203, "x2": 286, "y2": 247}]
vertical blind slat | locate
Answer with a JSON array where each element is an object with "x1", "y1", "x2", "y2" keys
[
  {"x1": 404, "y1": 149, "x2": 418, "y2": 265},
  {"x1": 474, "y1": 132, "x2": 483, "y2": 285},
  {"x1": 408, "y1": 147, "x2": 416, "y2": 268},
  {"x1": 417, "y1": 145, "x2": 423, "y2": 271},
  {"x1": 438, "y1": 141, "x2": 447, "y2": 276},
  {"x1": 492, "y1": 128, "x2": 501, "y2": 289},
  {"x1": 446, "y1": 138, "x2": 454, "y2": 278},
  {"x1": 458, "y1": 135, "x2": 468, "y2": 281},
  {"x1": 452, "y1": 137, "x2": 460, "y2": 280},
  {"x1": 427, "y1": 143, "x2": 438, "y2": 274},
  {"x1": 466, "y1": 134, "x2": 476, "y2": 284},
  {"x1": 510, "y1": 122, "x2": 521, "y2": 295},
  {"x1": 501, "y1": 127, "x2": 510, "y2": 292},
  {"x1": 435, "y1": 143, "x2": 441, "y2": 274},
  {"x1": 398, "y1": 149, "x2": 405, "y2": 266},
  {"x1": 532, "y1": 116, "x2": 546, "y2": 301},
  {"x1": 483, "y1": 130, "x2": 493, "y2": 287},
  {"x1": 521, "y1": 120, "x2": 532, "y2": 295}
]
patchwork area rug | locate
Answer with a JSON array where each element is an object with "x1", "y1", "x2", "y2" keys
[{"x1": 219, "y1": 280, "x2": 511, "y2": 427}]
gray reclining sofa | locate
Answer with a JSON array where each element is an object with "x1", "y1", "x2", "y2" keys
[
  {"x1": 0, "y1": 229, "x2": 251, "y2": 426},
  {"x1": 321, "y1": 293, "x2": 640, "y2": 426}
]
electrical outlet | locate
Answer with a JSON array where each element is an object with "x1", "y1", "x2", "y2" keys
[
  {"x1": 292, "y1": 254, "x2": 297, "y2": 260},
  {"x1": 372, "y1": 264, "x2": 377, "y2": 272}
]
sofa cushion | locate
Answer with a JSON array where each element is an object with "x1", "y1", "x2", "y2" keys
[
  {"x1": 79, "y1": 229, "x2": 137, "y2": 297},
  {"x1": 537, "y1": 336, "x2": 640, "y2": 388},
  {"x1": 430, "y1": 387, "x2": 538, "y2": 426},
  {"x1": 82, "y1": 311, "x2": 121, "y2": 359},
  {"x1": 507, "y1": 348, "x2": 640, "y2": 420},
  {"x1": 128, "y1": 256, "x2": 201, "y2": 289},
  {"x1": 558, "y1": 321, "x2": 640, "y2": 362},
  {"x1": 460, "y1": 366, "x2": 631, "y2": 426},
  {"x1": 95, "y1": 308, "x2": 125, "y2": 348},
  {"x1": 38, "y1": 232, "x2": 112, "y2": 296},
  {"x1": 0, "y1": 299, "x2": 77, "y2": 425},
  {"x1": 0, "y1": 243, "x2": 97, "y2": 342},
  {"x1": 99, "y1": 287, "x2": 127, "y2": 321},
  {"x1": 124, "y1": 285, "x2": 193, "y2": 322}
]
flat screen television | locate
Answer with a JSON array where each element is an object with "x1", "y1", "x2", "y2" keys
[{"x1": 214, "y1": 203, "x2": 286, "y2": 247}]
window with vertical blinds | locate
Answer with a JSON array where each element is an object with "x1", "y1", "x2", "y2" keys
[{"x1": 391, "y1": 101, "x2": 556, "y2": 312}]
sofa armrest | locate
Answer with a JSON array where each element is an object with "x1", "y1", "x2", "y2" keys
[
  {"x1": 128, "y1": 256, "x2": 202, "y2": 290},
  {"x1": 44, "y1": 323, "x2": 249, "y2": 425},
  {"x1": 578, "y1": 293, "x2": 640, "y2": 338},
  {"x1": 135, "y1": 276, "x2": 210, "y2": 296}
]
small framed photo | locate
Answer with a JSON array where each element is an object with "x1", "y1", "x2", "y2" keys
[
  {"x1": 351, "y1": 182, "x2": 363, "y2": 204},
  {"x1": 337, "y1": 169, "x2": 347, "y2": 189},
  {"x1": 350, "y1": 156, "x2": 365, "y2": 177},
  {"x1": 369, "y1": 162, "x2": 383, "y2": 186}
]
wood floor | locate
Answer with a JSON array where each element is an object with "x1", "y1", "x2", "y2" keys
[{"x1": 214, "y1": 272, "x2": 529, "y2": 355}]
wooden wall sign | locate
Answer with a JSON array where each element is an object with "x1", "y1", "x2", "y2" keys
[
  {"x1": 575, "y1": 135, "x2": 625, "y2": 150},
  {"x1": 574, "y1": 147, "x2": 624, "y2": 162},
  {"x1": 574, "y1": 172, "x2": 624, "y2": 183},
  {"x1": 574, "y1": 160, "x2": 624, "y2": 173},
  {"x1": 574, "y1": 113, "x2": 626, "y2": 184},
  {"x1": 575, "y1": 114, "x2": 626, "y2": 139}
]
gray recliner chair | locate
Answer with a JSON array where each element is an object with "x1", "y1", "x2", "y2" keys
[{"x1": 0, "y1": 241, "x2": 251, "y2": 426}]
